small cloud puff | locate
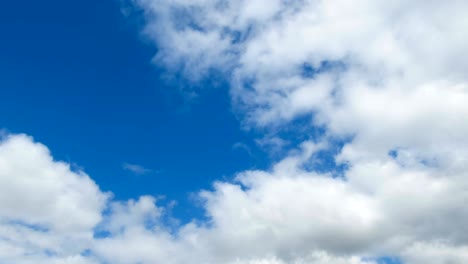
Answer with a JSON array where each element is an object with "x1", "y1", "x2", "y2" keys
[{"x1": 122, "y1": 162, "x2": 153, "y2": 175}]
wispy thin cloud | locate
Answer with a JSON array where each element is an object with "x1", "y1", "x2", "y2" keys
[
  {"x1": 232, "y1": 142, "x2": 253, "y2": 157},
  {"x1": 122, "y1": 162, "x2": 152, "y2": 175}
]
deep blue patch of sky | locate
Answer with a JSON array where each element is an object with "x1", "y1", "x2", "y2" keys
[{"x1": 0, "y1": 0, "x2": 269, "y2": 222}]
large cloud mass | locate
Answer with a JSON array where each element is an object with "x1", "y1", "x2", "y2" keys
[{"x1": 2, "y1": 0, "x2": 468, "y2": 263}]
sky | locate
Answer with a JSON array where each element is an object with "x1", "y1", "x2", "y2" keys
[
  {"x1": 0, "y1": 0, "x2": 270, "y2": 220},
  {"x1": 1, "y1": 0, "x2": 468, "y2": 264}
]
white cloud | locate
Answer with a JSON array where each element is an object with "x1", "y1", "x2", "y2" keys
[
  {"x1": 90, "y1": 141, "x2": 468, "y2": 263},
  {"x1": 127, "y1": 0, "x2": 468, "y2": 262},
  {"x1": 122, "y1": 162, "x2": 152, "y2": 175},
  {"x1": 0, "y1": 134, "x2": 108, "y2": 263},
  {"x1": 0, "y1": 134, "x2": 381, "y2": 263},
  {"x1": 2, "y1": 132, "x2": 468, "y2": 263}
]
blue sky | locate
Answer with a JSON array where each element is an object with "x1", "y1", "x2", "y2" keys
[
  {"x1": 0, "y1": 0, "x2": 270, "y2": 220},
  {"x1": 0, "y1": 1, "x2": 467, "y2": 263}
]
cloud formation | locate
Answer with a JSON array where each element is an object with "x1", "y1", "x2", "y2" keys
[
  {"x1": 122, "y1": 162, "x2": 153, "y2": 175},
  {"x1": 131, "y1": 0, "x2": 468, "y2": 262},
  {"x1": 2, "y1": 0, "x2": 468, "y2": 263},
  {"x1": 0, "y1": 134, "x2": 107, "y2": 264}
]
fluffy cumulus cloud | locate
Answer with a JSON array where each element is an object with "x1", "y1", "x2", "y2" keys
[
  {"x1": 0, "y1": 134, "x2": 107, "y2": 264},
  {"x1": 2, "y1": 0, "x2": 468, "y2": 263}
]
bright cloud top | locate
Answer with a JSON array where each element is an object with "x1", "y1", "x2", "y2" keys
[{"x1": 2, "y1": 0, "x2": 468, "y2": 263}]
